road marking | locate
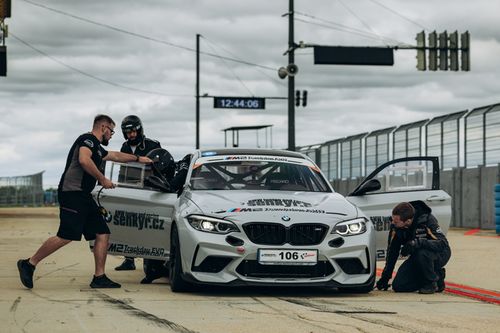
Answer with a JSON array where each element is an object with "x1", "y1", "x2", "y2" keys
[
  {"x1": 463, "y1": 228, "x2": 500, "y2": 238},
  {"x1": 376, "y1": 268, "x2": 500, "y2": 305},
  {"x1": 464, "y1": 229, "x2": 480, "y2": 236}
]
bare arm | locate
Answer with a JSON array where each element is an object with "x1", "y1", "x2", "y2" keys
[
  {"x1": 103, "y1": 151, "x2": 152, "y2": 164},
  {"x1": 79, "y1": 147, "x2": 114, "y2": 189}
]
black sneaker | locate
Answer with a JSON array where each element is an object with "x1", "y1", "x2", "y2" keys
[
  {"x1": 17, "y1": 259, "x2": 35, "y2": 289},
  {"x1": 90, "y1": 274, "x2": 121, "y2": 288},
  {"x1": 140, "y1": 276, "x2": 153, "y2": 284},
  {"x1": 436, "y1": 268, "x2": 446, "y2": 292},
  {"x1": 115, "y1": 258, "x2": 136, "y2": 271},
  {"x1": 418, "y1": 282, "x2": 437, "y2": 294}
]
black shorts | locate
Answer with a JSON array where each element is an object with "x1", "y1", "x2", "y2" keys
[{"x1": 57, "y1": 191, "x2": 110, "y2": 241}]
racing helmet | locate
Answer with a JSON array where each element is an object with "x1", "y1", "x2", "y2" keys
[
  {"x1": 146, "y1": 148, "x2": 176, "y2": 181},
  {"x1": 121, "y1": 115, "x2": 144, "y2": 144}
]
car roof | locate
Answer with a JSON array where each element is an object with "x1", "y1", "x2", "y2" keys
[{"x1": 199, "y1": 148, "x2": 306, "y2": 159}]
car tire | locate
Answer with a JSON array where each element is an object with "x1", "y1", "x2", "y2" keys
[
  {"x1": 169, "y1": 225, "x2": 191, "y2": 292},
  {"x1": 337, "y1": 274, "x2": 375, "y2": 294}
]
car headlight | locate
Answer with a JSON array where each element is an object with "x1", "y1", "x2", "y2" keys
[
  {"x1": 187, "y1": 215, "x2": 239, "y2": 234},
  {"x1": 332, "y1": 218, "x2": 367, "y2": 236}
]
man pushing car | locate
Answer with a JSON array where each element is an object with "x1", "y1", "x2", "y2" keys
[{"x1": 17, "y1": 114, "x2": 152, "y2": 289}]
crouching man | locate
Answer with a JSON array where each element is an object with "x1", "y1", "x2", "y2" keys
[{"x1": 376, "y1": 201, "x2": 451, "y2": 294}]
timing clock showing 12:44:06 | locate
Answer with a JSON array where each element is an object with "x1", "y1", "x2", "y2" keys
[{"x1": 213, "y1": 97, "x2": 265, "y2": 109}]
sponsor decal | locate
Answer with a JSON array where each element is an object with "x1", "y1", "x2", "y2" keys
[
  {"x1": 219, "y1": 207, "x2": 325, "y2": 214},
  {"x1": 201, "y1": 151, "x2": 217, "y2": 157},
  {"x1": 223, "y1": 155, "x2": 290, "y2": 162},
  {"x1": 112, "y1": 210, "x2": 165, "y2": 230},
  {"x1": 83, "y1": 139, "x2": 94, "y2": 148},
  {"x1": 301, "y1": 252, "x2": 315, "y2": 259},
  {"x1": 246, "y1": 198, "x2": 312, "y2": 207},
  {"x1": 370, "y1": 216, "x2": 392, "y2": 231},
  {"x1": 264, "y1": 207, "x2": 325, "y2": 213},
  {"x1": 108, "y1": 243, "x2": 165, "y2": 257}
]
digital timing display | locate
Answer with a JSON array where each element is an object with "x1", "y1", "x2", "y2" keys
[{"x1": 214, "y1": 97, "x2": 265, "y2": 110}]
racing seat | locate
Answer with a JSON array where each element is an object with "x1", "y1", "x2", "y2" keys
[{"x1": 265, "y1": 172, "x2": 290, "y2": 190}]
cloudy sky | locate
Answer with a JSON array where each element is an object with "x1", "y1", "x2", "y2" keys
[{"x1": 1, "y1": 0, "x2": 499, "y2": 187}]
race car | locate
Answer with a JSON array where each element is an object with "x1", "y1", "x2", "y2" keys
[{"x1": 95, "y1": 149, "x2": 451, "y2": 292}]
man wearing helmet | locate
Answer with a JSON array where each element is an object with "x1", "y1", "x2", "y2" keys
[
  {"x1": 115, "y1": 115, "x2": 162, "y2": 274},
  {"x1": 17, "y1": 115, "x2": 152, "y2": 289},
  {"x1": 120, "y1": 115, "x2": 161, "y2": 159}
]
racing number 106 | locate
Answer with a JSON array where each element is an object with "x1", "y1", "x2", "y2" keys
[{"x1": 279, "y1": 251, "x2": 299, "y2": 260}]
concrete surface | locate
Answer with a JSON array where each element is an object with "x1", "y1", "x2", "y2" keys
[{"x1": 1, "y1": 207, "x2": 499, "y2": 333}]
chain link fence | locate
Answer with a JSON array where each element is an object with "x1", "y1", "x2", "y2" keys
[{"x1": 0, "y1": 171, "x2": 45, "y2": 207}]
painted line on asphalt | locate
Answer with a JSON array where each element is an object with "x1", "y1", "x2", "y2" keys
[
  {"x1": 464, "y1": 228, "x2": 480, "y2": 236},
  {"x1": 463, "y1": 228, "x2": 500, "y2": 238},
  {"x1": 376, "y1": 268, "x2": 500, "y2": 305}
]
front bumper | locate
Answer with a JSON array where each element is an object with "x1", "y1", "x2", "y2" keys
[{"x1": 177, "y1": 220, "x2": 376, "y2": 287}]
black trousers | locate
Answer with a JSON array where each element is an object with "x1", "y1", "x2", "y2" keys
[{"x1": 392, "y1": 247, "x2": 451, "y2": 292}]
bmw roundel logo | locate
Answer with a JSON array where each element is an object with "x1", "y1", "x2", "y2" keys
[{"x1": 281, "y1": 216, "x2": 291, "y2": 221}]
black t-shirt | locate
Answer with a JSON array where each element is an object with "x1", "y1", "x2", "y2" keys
[
  {"x1": 120, "y1": 137, "x2": 161, "y2": 156},
  {"x1": 58, "y1": 133, "x2": 108, "y2": 193}
]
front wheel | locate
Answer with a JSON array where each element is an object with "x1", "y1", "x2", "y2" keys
[{"x1": 169, "y1": 225, "x2": 192, "y2": 292}]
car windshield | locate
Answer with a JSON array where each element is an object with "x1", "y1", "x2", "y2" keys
[{"x1": 189, "y1": 160, "x2": 331, "y2": 192}]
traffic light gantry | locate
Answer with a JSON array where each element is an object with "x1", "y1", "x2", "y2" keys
[{"x1": 416, "y1": 30, "x2": 470, "y2": 72}]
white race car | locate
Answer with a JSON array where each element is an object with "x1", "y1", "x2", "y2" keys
[{"x1": 96, "y1": 149, "x2": 451, "y2": 292}]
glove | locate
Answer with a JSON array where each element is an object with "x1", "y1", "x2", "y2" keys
[
  {"x1": 401, "y1": 238, "x2": 426, "y2": 256},
  {"x1": 376, "y1": 277, "x2": 390, "y2": 291},
  {"x1": 175, "y1": 154, "x2": 191, "y2": 172}
]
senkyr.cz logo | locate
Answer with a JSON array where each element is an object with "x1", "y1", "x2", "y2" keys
[{"x1": 112, "y1": 210, "x2": 165, "y2": 230}]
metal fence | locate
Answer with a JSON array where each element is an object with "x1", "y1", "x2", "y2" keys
[
  {"x1": 299, "y1": 102, "x2": 500, "y2": 179},
  {"x1": 0, "y1": 171, "x2": 45, "y2": 206}
]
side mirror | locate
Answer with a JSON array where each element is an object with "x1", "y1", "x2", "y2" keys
[
  {"x1": 349, "y1": 179, "x2": 381, "y2": 196},
  {"x1": 145, "y1": 175, "x2": 172, "y2": 193}
]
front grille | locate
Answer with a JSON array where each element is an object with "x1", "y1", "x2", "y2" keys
[
  {"x1": 243, "y1": 223, "x2": 286, "y2": 245},
  {"x1": 243, "y1": 223, "x2": 328, "y2": 245},
  {"x1": 236, "y1": 260, "x2": 335, "y2": 278}
]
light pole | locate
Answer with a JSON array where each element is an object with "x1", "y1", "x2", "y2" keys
[
  {"x1": 196, "y1": 33, "x2": 200, "y2": 149},
  {"x1": 287, "y1": 0, "x2": 296, "y2": 151}
]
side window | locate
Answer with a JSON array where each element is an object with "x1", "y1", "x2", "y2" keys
[{"x1": 370, "y1": 160, "x2": 434, "y2": 194}]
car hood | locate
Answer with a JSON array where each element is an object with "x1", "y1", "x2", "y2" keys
[{"x1": 186, "y1": 190, "x2": 358, "y2": 224}]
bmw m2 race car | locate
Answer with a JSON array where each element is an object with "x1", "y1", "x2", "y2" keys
[{"x1": 95, "y1": 149, "x2": 451, "y2": 292}]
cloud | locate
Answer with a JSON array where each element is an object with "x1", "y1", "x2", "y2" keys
[{"x1": 1, "y1": 0, "x2": 499, "y2": 188}]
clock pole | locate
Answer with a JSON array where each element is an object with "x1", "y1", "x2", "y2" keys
[{"x1": 196, "y1": 33, "x2": 200, "y2": 149}]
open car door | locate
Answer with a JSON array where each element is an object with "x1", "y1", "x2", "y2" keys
[
  {"x1": 92, "y1": 161, "x2": 177, "y2": 261},
  {"x1": 346, "y1": 157, "x2": 451, "y2": 261}
]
